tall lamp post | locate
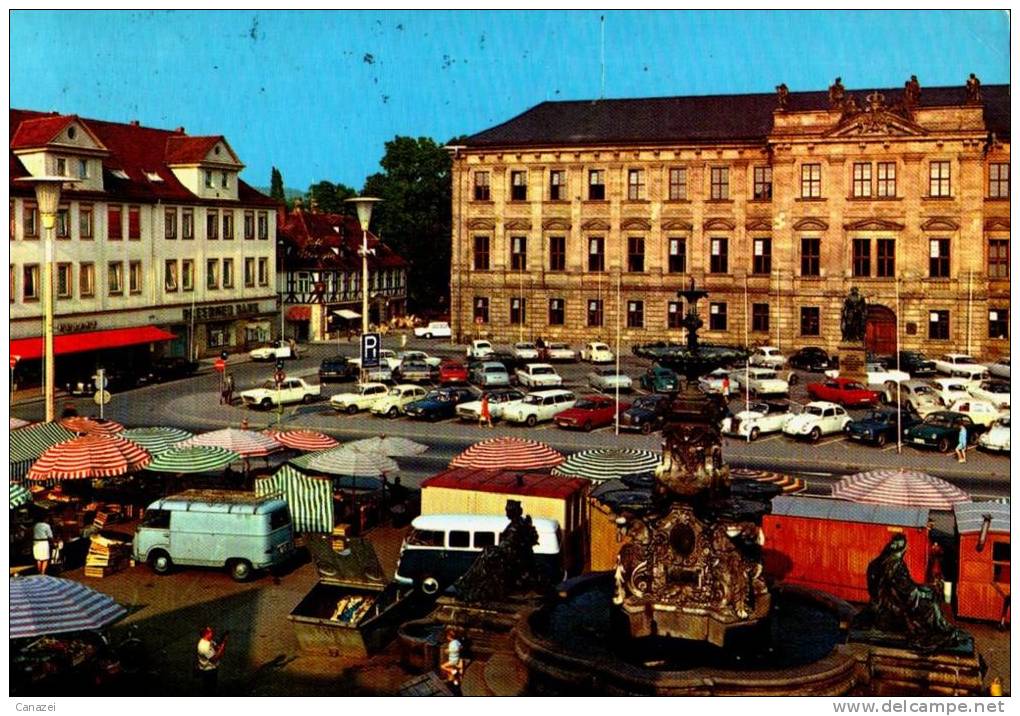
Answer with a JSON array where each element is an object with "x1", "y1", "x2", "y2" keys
[
  {"x1": 345, "y1": 196, "x2": 381, "y2": 383},
  {"x1": 16, "y1": 176, "x2": 74, "y2": 422}
]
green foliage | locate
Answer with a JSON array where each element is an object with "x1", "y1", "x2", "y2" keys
[
  {"x1": 307, "y1": 181, "x2": 358, "y2": 214},
  {"x1": 269, "y1": 167, "x2": 286, "y2": 203}
]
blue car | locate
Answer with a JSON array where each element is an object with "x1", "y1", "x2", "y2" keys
[{"x1": 404, "y1": 387, "x2": 477, "y2": 421}]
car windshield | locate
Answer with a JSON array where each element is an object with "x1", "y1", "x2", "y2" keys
[
  {"x1": 485, "y1": 366, "x2": 505, "y2": 373},
  {"x1": 806, "y1": 406, "x2": 824, "y2": 416},
  {"x1": 593, "y1": 344, "x2": 608, "y2": 350},
  {"x1": 751, "y1": 403, "x2": 769, "y2": 413},
  {"x1": 868, "y1": 412, "x2": 889, "y2": 422},
  {"x1": 523, "y1": 395, "x2": 544, "y2": 405},
  {"x1": 913, "y1": 386, "x2": 936, "y2": 396},
  {"x1": 533, "y1": 367, "x2": 554, "y2": 375},
  {"x1": 388, "y1": 388, "x2": 403, "y2": 396},
  {"x1": 954, "y1": 356, "x2": 976, "y2": 364},
  {"x1": 425, "y1": 391, "x2": 444, "y2": 401},
  {"x1": 634, "y1": 397, "x2": 659, "y2": 409},
  {"x1": 574, "y1": 400, "x2": 600, "y2": 410},
  {"x1": 925, "y1": 414, "x2": 953, "y2": 427}
]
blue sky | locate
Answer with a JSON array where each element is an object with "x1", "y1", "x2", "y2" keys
[{"x1": 10, "y1": 10, "x2": 1009, "y2": 191}]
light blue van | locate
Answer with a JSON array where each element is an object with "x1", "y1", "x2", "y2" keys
[{"x1": 133, "y1": 490, "x2": 295, "y2": 581}]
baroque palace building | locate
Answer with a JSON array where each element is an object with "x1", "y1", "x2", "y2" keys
[
  {"x1": 449, "y1": 77, "x2": 1010, "y2": 359},
  {"x1": 9, "y1": 109, "x2": 280, "y2": 384}
]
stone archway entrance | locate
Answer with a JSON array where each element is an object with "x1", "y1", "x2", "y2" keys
[{"x1": 865, "y1": 305, "x2": 896, "y2": 356}]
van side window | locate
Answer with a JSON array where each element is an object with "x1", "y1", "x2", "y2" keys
[
  {"x1": 142, "y1": 509, "x2": 170, "y2": 529},
  {"x1": 269, "y1": 507, "x2": 291, "y2": 531},
  {"x1": 449, "y1": 530, "x2": 470, "y2": 548},
  {"x1": 474, "y1": 532, "x2": 496, "y2": 549},
  {"x1": 407, "y1": 529, "x2": 444, "y2": 547},
  {"x1": 544, "y1": 396, "x2": 555, "y2": 405}
]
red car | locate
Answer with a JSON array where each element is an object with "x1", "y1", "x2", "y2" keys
[
  {"x1": 554, "y1": 395, "x2": 630, "y2": 432},
  {"x1": 807, "y1": 378, "x2": 880, "y2": 407},
  {"x1": 438, "y1": 360, "x2": 469, "y2": 385}
]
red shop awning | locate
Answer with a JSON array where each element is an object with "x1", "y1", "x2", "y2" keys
[
  {"x1": 11, "y1": 325, "x2": 177, "y2": 361},
  {"x1": 287, "y1": 306, "x2": 311, "y2": 321}
]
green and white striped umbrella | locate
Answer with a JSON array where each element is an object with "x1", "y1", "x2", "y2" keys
[
  {"x1": 10, "y1": 422, "x2": 77, "y2": 482},
  {"x1": 305, "y1": 446, "x2": 398, "y2": 477},
  {"x1": 122, "y1": 427, "x2": 193, "y2": 455},
  {"x1": 146, "y1": 445, "x2": 241, "y2": 474},
  {"x1": 552, "y1": 448, "x2": 661, "y2": 482},
  {"x1": 10, "y1": 483, "x2": 33, "y2": 509}
]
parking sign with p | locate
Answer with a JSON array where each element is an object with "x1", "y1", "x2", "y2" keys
[{"x1": 361, "y1": 332, "x2": 381, "y2": 369}]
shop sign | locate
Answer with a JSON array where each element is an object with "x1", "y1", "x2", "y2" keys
[
  {"x1": 183, "y1": 302, "x2": 260, "y2": 323},
  {"x1": 56, "y1": 320, "x2": 99, "y2": 334}
]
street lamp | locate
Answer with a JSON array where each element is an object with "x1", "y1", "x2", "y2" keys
[
  {"x1": 16, "y1": 175, "x2": 75, "y2": 422},
  {"x1": 345, "y1": 197, "x2": 381, "y2": 339}
]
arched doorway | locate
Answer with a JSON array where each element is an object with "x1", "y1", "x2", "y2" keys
[{"x1": 865, "y1": 305, "x2": 896, "y2": 356}]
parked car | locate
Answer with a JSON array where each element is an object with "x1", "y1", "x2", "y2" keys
[
  {"x1": 749, "y1": 346, "x2": 786, "y2": 369},
  {"x1": 469, "y1": 361, "x2": 511, "y2": 388},
  {"x1": 438, "y1": 360, "x2": 469, "y2": 385},
  {"x1": 947, "y1": 399, "x2": 1003, "y2": 429},
  {"x1": 396, "y1": 360, "x2": 435, "y2": 384},
  {"x1": 330, "y1": 382, "x2": 390, "y2": 414},
  {"x1": 788, "y1": 347, "x2": 834, "y2": 372},
  {"x1": 967, "y1": 380, "x2": 1010, "y2": 411},
  {"x1": 581, "y1": 342, "x2": 614, "y2": 364},
  {"x1": 456, "y1": 388, "x2": 527, "y2": 422},
  {"x1": 404, "y1": 386, "x2": 478, "y2": 421},
  {"x1": 931, "y1": 378, "x2": 974, "y2": 408},
  {"x1": 619, "y1": 394, "x2": 673, "y2": 434},
  {"x1": 414, "y1": 321, "x2": 451, "y2": 339},
  {"x1": 640, "y1": 365, "x2": 680, "y2": 393},
  {"x1": 807, "y1": 378, "x2": 880, "y2": 407},
  {"x1": 512, "y1": 342, "x2": 540, "y2": 360},
  {"x1": 503, "y1": 389, "x2": 577, "y2": 427},
  {"x1": 782, "y1": 401, "x2": 852, "y2": 442},
  {"x1": 515, "y1": 363, "x2": 563, "y2": 388},
  {"x1": 318, "y1": 356, "x2": 359, "y2": 383},
  {"x1": 240, "y1": 377, "x2": 320, "y2": 409},
  {"x1": 985, "y1": 358, "x2": 1010, "y2": 380},
  {"x1": 730, "y1": 367, "x2": 790, "y2": 397},
  {"x1": 697, "y1": 368, "x2": 730, "y2": 395},
  {"x1": 466, "y1": 340, "x2": 495, "y2": 360},
  {"x1": 824, "y1": 362, "x2": 910, "y2": 402},
  {"x1": 353, "y1": 349, "x2": 397, "y2": 371},
  {"x1": 934, "y1": 353, "x2": 990, "y2": 381},
  {"x1": 904, "y1": 411, "x2": 979, "y2": 452},
  {"x1": 370, "y1": 384, "x2": 429, "y2": 418},
  {"x1": 392, "y1": 350, "x2": 442, "y2": 370},
  {"x1": 721, "y1": 401, "x2": 793, "y2": 442},
  {"x1": 540, "y1": 342, "x2": 577, "y2": 362},
  {"x1": 978, "y1": 415, "x2": 1010, "y2": 453},
  {"x1": 846, "y1": 408, "x2": 921, "y2": 447},
  {"x1": 880, "y1": 351, "x2": 937, "y2": 378},
  {"x1": 587, "y1": 366, "x2": 633, "y2": 392},
  {"x1": 896, "y1": 380, "x2": 946, "y2": 417},
  {"x1": 249, "y1": 339, "x2": 293, "y2": 361},
  {"x1": 148, "y1": 356, "x2": 199, "y2": 382},
  {"x1": 554, "y1": 395, "x2": 629, "y2": 432}
]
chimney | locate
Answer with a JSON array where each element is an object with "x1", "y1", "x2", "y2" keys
[
  {"x1": 130, "y1": 120, "x2": 140, "y2": 126},
  {"x1": 175, "y1": 126, "x2": 185, "y2": 134}
]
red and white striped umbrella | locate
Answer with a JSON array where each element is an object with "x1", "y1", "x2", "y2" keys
[
  {"x1": 27, "y1": 434, "x2": 151, "y2": 481},
  {"x1": 10, "y1": 417, "x2": 31, "y2": 429},
  {"x1": 264, "y1": 428, "x2": 339, "y2": 452},
  {"x1": 181, "y1": 428, "x2": 282, "y2": 458},
  {"x1": 11, "y1": 575, "x2": 127, "y2": 638},
  {"x1": 832, "y1": 469, "x2": 971, "y2": 510},
  {"x1": 60, "y1": 416, "x2": 125, "y2": 435},
  {"x1": 450, "y1": 437, "x2": 565, "y2": 471}
]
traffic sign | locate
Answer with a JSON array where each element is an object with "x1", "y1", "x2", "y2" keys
[
  {"x1": 274, "y1": 370, "x2": 286, "y2": 384},
  {"x1": 93, "y1": 390, "x2": 111, "y2": 406},
  {"x1": 94, "y1": 372, "x2": 108, "y2": 391},
  {"x1": 361, "y1": 332, "x2": 381, "y2": 369},
  {"x1": 214, "y1": 358, "x2": 226, "y2": 373}
]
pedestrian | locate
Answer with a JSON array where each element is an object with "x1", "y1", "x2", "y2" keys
[
  {"x1": 439, "y1": 628, "x2": 464, "y2": 687},
  {"x1": 479, "y1": 393, "x2": 493, "y2": 428},
  {"x1": 955, "y1": 423, "x2": 968, "y2": 463},
  {"x1": 195, "y1": 626, "x2": 228, "y2": 695},
  {"x1": 32, "y1": 516, "x2": 54, "y2": 575},
  {"x1": 223, "y1": 373, "x2": 235, "y2": 405},
  {"x1": 721, "y1": 375, "x2": 731, "y2": 400}
]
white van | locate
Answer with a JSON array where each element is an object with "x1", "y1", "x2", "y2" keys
[
  {"x1": 394, "y1": 514, "x2": 562, "y2": 594},
  {"x1": 502, "y1": 389, "x2": 577, "y2": 427}
]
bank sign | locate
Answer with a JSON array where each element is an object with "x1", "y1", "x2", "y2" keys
[{"x1": 183, "y1": 302, "x2": 261, "y2": 322}]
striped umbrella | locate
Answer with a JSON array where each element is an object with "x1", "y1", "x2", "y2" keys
[
  {"x1": 10, "y1": 422, "x2": 77, "y2": 482},
  {"x1": 832, "y1": 469, "x2": 971, "y2": 510},
  {"x1": 27, "y1": 435, "x2": 151, "y2": 481},
  {"x1": 146, "y1": 446, "x2": 241, "y2": 474},
  {"x1": 255, "y1": 466, "x2": 334, "y2": 533},
  {"x1": 122, "y1": 427, "x2": 193, "y2": 455},
  {"x1": 10, "y1": 483, "x2": 33, "y2": 509},
  {"x1": 552, "y1": 448, "x2": 660, "y2": 482},
  {"x1": 450, "y1": 437, "x2": 564, "y2": 471},
  {"x1": 10, "y1": 417, "x2": 31, "y2": 429},
  {"x1": 10, "y1": 576, "x2": 127, "y2": 638},
  {"x1": 345, "y1": 435, "x2": 428, "y2": 457},
  {"x1": 181, "y1": 428, "x2": 282, "y2": 458},
  {"x1": 305, "y1": 446, "x2": 399, "y2": 476},
  {"x1": 731, "y1": 467, "x2": 806, "y2": 495},
  {"x1": 264, "y1": 428, "x2": 339, "y2": 452},
  {"x1": 60, "y1": 416, "x2": 125, "y2": 435}
]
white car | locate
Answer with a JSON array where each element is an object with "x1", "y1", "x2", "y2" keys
[
  {"x1": 512, "y1": 342, "x2": 540, "y2": 360},
  {"x1": 515, "y1": 363, "x2": 563, "y2": 388},
  {"x1": 329, "y1": 382, "x2": 390, "y2": 414},
  {"x1": 249, "y1": 339, "x2": 293, "y2": 361},
  {"x1": 934, "y1": 353, "x2": 991, "y2": 381},
  {"x1": 352, "y1": 349, "x2": 397, "y2": 370},
  {"x1": 729, "y1": 367, "x2": 790, "y2": 397},
  {"x1": 948, "y1": 399, "x2": 1003, "y2": 429},
  {"x1": 391, "y1": 351, "x2": 442, "y2": 371},
  {"x1": 414, "y1": 321, "x2": 451, "y2": 339},
  {"x1": 542, "y1": 342, "x2": 577, "y2": 362},
  {"x1": 978, "y1": 415, "x2": 1010, "y2": 453},
  {"x1": 749, "y1": 346, "x2": 786, "y2": 370},
  {"x1": 240, "y1": 377, "x2": 320, "y2": 409},
  {"x1": 722, "y1": 401, "x2": 793, "y2": 441},
  {"x1": 581, "y1": 342, "x2": 614, "y2": 364},
  {"x1": 370, "y1": 384, "x2": 429, "y2": 418},
  {"x1": 587, "y1": 366, "x2": 633, "y2": 392},
  {"x1": 782, "y1": 401, "x2": 851, "y2": 442},
  {"x1": 931, "y1": 378, "x2": 973, "y2": 408},
  {"x1": 897, "y1": 381, "x2": 945, "y2": 417},
  {"x1": 502, "y1": 389, "x2": 577, "y2": 427},
  {"x1": 824, "y1": 362, "x2": 910, "y2": 401},
  {"x1": 968, "y1": 380, "x2": 1010, "y2": 411},
  {"x1": 697, "y1": 368, "x2": 731, "y2": 395},
  {"x1": 467, "y1": 340, "x2": 494, "y2": 359},
  {"x1": 456, "y1": 388, "x2": 527, "y2": 422},
  {"x1": 986, "y1": 358, "x2": 1010, "y2": 380}
]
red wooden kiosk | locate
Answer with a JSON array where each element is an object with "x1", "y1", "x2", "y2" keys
[{"x1": 954, "y1": 501, "x2": 1010, "y2": 623}]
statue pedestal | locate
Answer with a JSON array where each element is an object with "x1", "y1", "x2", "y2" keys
[{"x1": 837, "y1": 342, "x2": 869, "y2": 385}]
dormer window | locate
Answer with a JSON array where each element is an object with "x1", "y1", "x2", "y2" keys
[
  {"x1": 67, "y1": 126, "x2": 77, "y2": 140},
  {"x1": 221, "y1": 171, "x2": 228, "y2": 188},
  {"x1": 77, "y1": 159, "x2": 88, "y2": 179},
  {"x1": 205, "y1": 170, "x2": 214, "y2": 188},
  {"x1": 56, "y1": 157, "x2": 67, "y2": 176},
  {"x1": 145, "y1": 171, "x2": 163, "y2": 182},
  {"x1": 111, "y1": 169, "x2": 129, "y2": 180}
]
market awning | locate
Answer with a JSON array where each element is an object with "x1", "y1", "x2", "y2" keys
[
  {"x1": 256, "y1": 465, "x2": 334, "y2": 534},
  {"x1": 11, "y1": 325, "x2": 176, "y2": 361},
  {"x1": 287, "y1": 306, "x2": 312, "y2": 321},
  {"x1": 333, "y1": 309, "x2": 361, "y2": 320}
]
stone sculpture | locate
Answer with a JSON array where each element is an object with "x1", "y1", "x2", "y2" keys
[{"x1": 840, "y1": 287, "x2": 867, "y2": 343}]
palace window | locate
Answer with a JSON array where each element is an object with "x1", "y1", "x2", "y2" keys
[
  {"x1": 877, "y1": 162, "x2": 896, "y2": 197},
  {"x1": 852, "y1": 162, "x2": 872, "y2": 198},
  {"x1": 627, "y1": 300, "x2": 644, "y2": 328},
  {"x1": 627, "y1": 169, "x2": 645, "y2": 200},
  {"x1": 668, "y1": 167, "x2": 687, "y2": 200},
  {"x1": 588, "y1": 237, "x2": 605, "y2": 272},
  {"x1": 752, "y1": 237, "x2": 771, "y2": 275},
  {"x1": 473, "y1": 171, "x2": 490, "y2": 201},
  {"x1": 800, "y1": 307, "x2": 820, "y2": 336},
  {"x1": 929, "y1": 161, "x2": 951, "y2": 198},
  {"x1": 989, "y1": 308, "x2": 1008, "y2": 340},
  {"x1": 929, "y1": 310, "x2": 950, "y2": 340},
  {"x1": 473, "y1": 235, "x2": 490, "y2": 270},
  {"x1": 587, "y1": 299, "x2": 603, "y2": 327},
  {"x1": 989, "y1": 163, "x2": 1009, "y2": 199},
  {"x1": 709, "y1": 238, "x2": 728, "y2": 274},
  {"x1": 510, "y1": 297, "x2": 526, "y2": 325},
  {"x1": 929, "y1": 238, "x2": 950, "y2": 278},
  {"x1": 668, "y1": 237, "x2": 686, "y2": 273},
  {"x1": 627, "y1": 236, "x2": 645, "y2": 272},
  {"x1": 801, "y1": 164, "x2": 821, "y2": 198},
  {"x1": 549, "y1": 170, "x2": 566, "y2": 200},
  {"x1": 709, "y1": 302, "x2": 727, "y2": 331},
  {"x1": 510, "y1": 171, "x2": 527, "y2": 201},
  {"x1": 988, "y1": 239, "x2": 1009, "y2": 279},
  {"x1": 667, "y1": 301, "x2": 684, "y2": 329},
  {"x1": 549, "y1": 236, "x2": 566, "y2": 271},
  {"x1": 801, "y1": 238, "x2": 821, "y2": 276},
  {"x1": 852, "y1": 239, "x2": 871, "y2": 277},
  {"x1": 753, "y1": 166, "x2": 772, "y2": 200},
  {"x1": 752, "y1": 303, "x2": 770, "y2": 333},
  {"x1": 474, "y1": 297, "x2": 489, "y2": 323},
  {"x1": 548, "y1": 298, "x2": 565, "y2": 326},
  {"x1": 710, "y1": 167, "x2": 729, "y2": 200},
  {"x1": 876, "y1": 239, "x2": 896, "y2": 278},
  {"x1": 510, "y1": 236, "x2": 527, "y2": 271},
  {"x1": 588, "y1": 170, "x2": 605, "y2": 200}
]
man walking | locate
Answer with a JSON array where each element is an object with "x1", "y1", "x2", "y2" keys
[
  {"x1": 196, "y1": 626, "x2": 228, "y2": 695},
  {"x1": 955, "y1": 423, "x2": 968, "y2": 463}
]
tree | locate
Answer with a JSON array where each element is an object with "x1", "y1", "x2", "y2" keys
[
  {"x1": 269, "y1": 167, "x2": 286, "y2": 203},
  {"x1": 361, "y1": 136, "x2": 456, "y2": 313},
  {"x1": 307, "y1": 180, "x2": 358, "y2": 214}
]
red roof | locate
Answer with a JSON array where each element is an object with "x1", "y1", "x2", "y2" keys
[
  {"x1": 421, "y1": 468, "x2": 589, "y2": 500},
  {"x1": 165, "y1": 135, "x2": 228, "y2": 164},
  {"x1": 10, "y1": 325, "x2": 176, "y2": 360},
  {"x1": 278, "y1": 207, "x2": 409, "y2": 272},
  {"x1": 10, "y1": 114, "x2": 78, "y2": 149}
]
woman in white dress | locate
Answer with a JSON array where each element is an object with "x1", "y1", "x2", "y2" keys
[{"x1": 32, "y1": 519, "x2": 53, "y2": 575}]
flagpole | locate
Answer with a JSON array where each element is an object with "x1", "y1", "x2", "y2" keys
[{"x1": 896, "y1": 273, "x2": 902, "y2": 454}]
